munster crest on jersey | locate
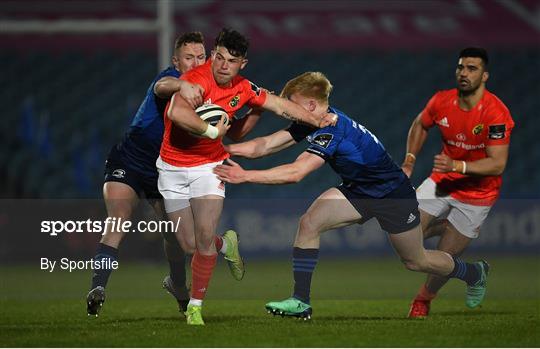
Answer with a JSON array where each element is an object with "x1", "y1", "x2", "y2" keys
[
  {"x1": 472, "y1": 123, "x2": 484, "y2": 135},
  {"x1": 229, "y1": 95, "x2": 240, "y2": 107}
]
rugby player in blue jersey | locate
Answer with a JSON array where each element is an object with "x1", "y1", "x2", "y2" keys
[
  {"x1": 87, "y1": 32, "x2": 260, "y2": 316},
  {"x1": 214, "y1": 72, "x2": 489, "y2": 319}
]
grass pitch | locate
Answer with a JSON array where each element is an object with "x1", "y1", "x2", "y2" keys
[{"x1": 1, "y1": 256, "x2": 539, "y2": 347}]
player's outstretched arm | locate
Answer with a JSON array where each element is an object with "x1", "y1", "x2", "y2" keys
[
  {"x1": 262, "y1": 94, "x2": 337, "y2": 128},
  {"x1": 402, "y1": 113, "x2": 430, "y2": 177},
  {"x1": 214, "y1": 151, "x2": 325, "y2": 184},
  {"x1": 226, "y1": 107, "x2": 263, "y2": 142},
  {"x1": 167, "y1": 92, "x2": 229, "y2": 139},
  {"x1": 225, "y1": 130, "x2": 296, "y2": 159},
  {"x1": 154, "y1": 77, "x2": 204, "y2": 108}
]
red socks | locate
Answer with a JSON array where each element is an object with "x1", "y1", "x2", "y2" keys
[
  {"x1": 415, "y1": 284, "x2": 437, "y2": 301},
  {"x1": 214, "y1": 235, "x2": 223, "y2": 251},
  {"x1": 190, "y1": 251, "x2": 217, "y2": 300}
]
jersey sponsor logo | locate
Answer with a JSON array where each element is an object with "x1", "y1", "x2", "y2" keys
[
  {"x1": 456, "y1": 133, "x2": 466, "y2": 141},
  {"x1": 437, "y1": 117, "x2": 449, "y2": 127},
  {"x1": 309, "y1": 133, "x2": 333, "y2": 148},
  {"x1": 249, "y1": 81, "x2": 261, "y2": 96},
  {"x1": 229, "y1": 95, "x2": 240, "y2": 107},
  {"x1": 112, "y1": 169, "x2": 126, "y2": 179},
  {"x1": 488, "y1": 124, "x2": 506, "y2": 139},
  {"x1": 446, "y1": 139, "x2": 485, "y2": 150},
  {"x1": 472, "y1": 123, "x2": 484, "y2": 135}
]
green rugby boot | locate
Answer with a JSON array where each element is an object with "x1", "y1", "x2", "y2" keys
[
  {"x1": 466, "y1": 260, "x2": 490, "y2": 309},
  {"x1": 186, "y1": 304, "x2": 204, "y2": 325},
  {"x1": 265, "y1": 297, "x2": 312, "y2": 320},
  {"x1": 222, "y1": 230, "x2": 245, "y2": 280}
]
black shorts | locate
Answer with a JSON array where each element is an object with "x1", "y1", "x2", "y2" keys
[
  {"x1": 103, "y1": 146, "x2": 161, "y2": 201},
  {"x1": 337, "y1": 179, "x2": 420, "y2": 234}
]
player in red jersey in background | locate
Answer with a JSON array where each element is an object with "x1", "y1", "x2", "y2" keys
[
  {"x1": 158, "y1": 28, "x2": 337, "y2": 325},
  {"x1": 401, "y1": 47, "x2": 515, "y2": 318}
]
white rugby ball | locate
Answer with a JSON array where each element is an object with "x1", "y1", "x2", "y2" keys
[{"x1": 195, "y1": 103, "x2": 229, "y2": 127}]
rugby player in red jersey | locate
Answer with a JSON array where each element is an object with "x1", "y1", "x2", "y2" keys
[
  {"x1": 158, "y1": 28, "x2": 337, "y2": 325},
  {"x1": 401, "y1": 48, "x2": 515, "y2": 318}
]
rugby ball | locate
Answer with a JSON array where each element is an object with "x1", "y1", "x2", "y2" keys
[{"x1": 195, "y1": 103, "x2": 229, "y2": 127}]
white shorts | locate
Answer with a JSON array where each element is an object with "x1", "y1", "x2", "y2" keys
[
  {"x1": 416, "y1": 178, "x2": 491, "y2": 239},
  {"x1": 156, "y1": 157, "x2": 225, "y2": 213}
]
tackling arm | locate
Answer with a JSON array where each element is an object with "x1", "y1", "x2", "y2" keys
[
  {"x1": 154, "y1": 77, "x2": 182, "y2": 98},
  {"x1": 402, "y1": 113, "x2": 430, "y2": 177},
  {"x1": 214, "y1": 151, "x2": 325, "y2": 184},
  {"x1": 225, "y1": 130, "x2": 296, "y2": 159},
  {"x1": 226, "y1": 107, "x2": 263, "y2": 142},
  {"x1": 154, "y1": 77, "x2": 204, "y2": 108}
]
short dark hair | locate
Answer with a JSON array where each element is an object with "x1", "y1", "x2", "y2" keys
[
  {"x1": 174, "y1": 31, "x2": 204, "y2": 51},
  {"x1": 459, "y1": 47, "x2": 489, "y2": 69},
  {"x1": 214, "y1": 28, "x2": 249, "y2": 57}
]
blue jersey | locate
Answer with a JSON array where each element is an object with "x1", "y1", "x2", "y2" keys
[
  {"x1": 114, "y1": 66, "x2": 180, "y2": 177},
  {"x1": 287, "y1": 107, "x2": 406, "y2": 198}
]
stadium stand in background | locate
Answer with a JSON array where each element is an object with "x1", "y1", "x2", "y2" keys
[{"x1": 2, "y1": 49, "x2": 538, "y2": 199}]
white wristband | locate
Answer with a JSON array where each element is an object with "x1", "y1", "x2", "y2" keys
[
  {"x1": 406, "y1": 152, "x2": 416, "y2": 161},
  {"x1": 201, "y1": 124, "x2": 219, "y2": 139}
]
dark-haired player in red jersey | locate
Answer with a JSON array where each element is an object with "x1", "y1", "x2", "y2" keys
[
  {"x1": 158, "y1": 28, "x2": 337, "y2": 325},
  {"x1": 85, "y1": 31, "x2": 263, "y2": 318},
  {"x1": 401, "y1": 47, "x2": 515, "y2": 318}
]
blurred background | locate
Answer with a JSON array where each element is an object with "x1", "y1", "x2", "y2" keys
[{"x1": 0, "y1": 0, "x2": 539, "y2": 261}]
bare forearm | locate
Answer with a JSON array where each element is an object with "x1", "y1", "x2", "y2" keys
[
  {"x1": 456, "y1": 157, "x2": 506, "y2": 176},
  {"x1": 227, "y1": 113, "x2": 261, "y2": 141},
  {"x1": 167, "y1": 94, "x2": 207, "y2": 134},
  {"x1": 280, "y1": 100, "x2": 320, "y2": 127},
  {"x1": 154, "y1": 77, "x2": 182, "y2": 99},
  {"x1": 227, "y1": 138, "x2": 267, "y2": 159},
  {"x1": 245, "y1": 164, "x2": 303, "y2": 184},
  {"x1": 264, "y1": 94, "x2": 320, "y2": 127}
]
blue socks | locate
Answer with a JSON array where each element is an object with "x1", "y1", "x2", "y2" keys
[
  {"x1": 292, "y1": 247, "x2": 319, "y2": 304},
  {"x1": 91, "y1": 243, "x2": 118, "y2": 289},
  {"x1": 163, "y1": 239, "x2": 188, "y2": 290},
  {"x1": 447, "y1": 257, "x2": 480, "y2": 285}
]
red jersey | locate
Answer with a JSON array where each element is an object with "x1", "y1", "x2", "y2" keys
[
  {"x1": 160, "y1": 59, "x2": 267, "y2": 167},
  {"x1": 420, "y1": 89, "x2": 514, "y2": 206}
]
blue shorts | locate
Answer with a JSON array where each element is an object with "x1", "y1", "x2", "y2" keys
[
  {"x1": 337, "y1": 178, "x2": 420, "y2": 234},
  {"x1": 103, "y1": 145, "x2": 161, "y2": 201}
]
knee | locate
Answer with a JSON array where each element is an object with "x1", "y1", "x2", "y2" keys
[
  {"x1": 178, "y1": 238, "x2": 195, "y2": 254},
  {"x1": 401, "y1": 258, "x2": 428, "y2": 272},
  {"x1": 298, "y1": 213, "x2": 320, "y2": 237},
  {"x1": 195, "y1": 231, "x2": 215, "y2": 251}
]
